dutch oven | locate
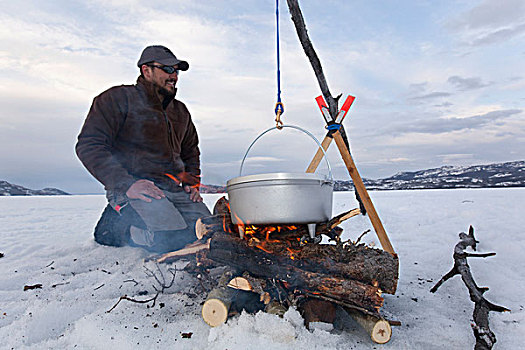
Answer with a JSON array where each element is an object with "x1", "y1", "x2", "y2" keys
[{"x1": 226, "y1": 125, "x2": 334, "y2": 238}]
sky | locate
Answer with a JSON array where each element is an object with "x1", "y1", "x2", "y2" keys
[{"x1": 1, "y1": 0, "x2": 524, "y2": 194}]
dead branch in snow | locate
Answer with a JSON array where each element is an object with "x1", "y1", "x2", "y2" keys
[
  {"x1": 107, "y1": 263, "x2": 177, "y2": 313},
  {"x1": 431, "y1": 226, "x2": 510, "y2": 350}
]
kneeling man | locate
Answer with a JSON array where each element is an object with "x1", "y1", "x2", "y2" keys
[{"x1": 76, "y1": 45, "x2": 211, "y2": 253}]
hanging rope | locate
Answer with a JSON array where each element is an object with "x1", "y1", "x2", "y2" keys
[{"x1": 274, "y1": 0, "x2": 284, "y2": 129}]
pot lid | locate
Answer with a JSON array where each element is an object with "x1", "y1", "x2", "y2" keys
[{"x1": 227, "y1": 172, "x2": 331, "y2": 187}]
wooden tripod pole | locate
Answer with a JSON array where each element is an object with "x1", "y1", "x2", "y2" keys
[
  {"x1": 306, "y1": 134, "x2": 333, "y2": 173},
  {"x1": 286, "y1": 0, "x2": 395, "y2": 255},
  {"x1": 306, "y1": 131, "x2": 395, "y2": 255},
  {"x1": 331, "y1": 131, "x2": 395, "y2": 255}
]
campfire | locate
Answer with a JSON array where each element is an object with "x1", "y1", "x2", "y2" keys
[{"x1": 153, "y1": 196, "x2": 399, "y2": 344}]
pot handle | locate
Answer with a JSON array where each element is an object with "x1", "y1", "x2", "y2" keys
[{"x1": 239, "y1": 125, "x2": 333, "y2": 181}]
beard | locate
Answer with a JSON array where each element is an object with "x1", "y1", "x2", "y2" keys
[{"x1": 156, "y1": 79, "x2": 177, "y2": 97}]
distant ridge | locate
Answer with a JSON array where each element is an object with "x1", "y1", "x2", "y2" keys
[
  {"x1": 0, "y1": 181, "x2": 70, "y2": 196},
  {"x1": 200, "y1": 160, "x2": 525, "y2": 193},
  {"x1": 334, "y1": 160, "x2": 525, "y2": 191}
]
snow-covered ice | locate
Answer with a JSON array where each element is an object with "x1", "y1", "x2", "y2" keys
[{"x1": 1, "y1": 188, "x2": 524, "y2": 349}]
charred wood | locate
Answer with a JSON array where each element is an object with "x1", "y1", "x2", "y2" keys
[{"x1": 300, "y1": 298, "x2": 337, "y2": 329}]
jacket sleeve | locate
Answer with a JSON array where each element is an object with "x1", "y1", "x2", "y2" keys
[
  {"x1": 179, "y1": 107, "x2": 202, "y2": 186},
  {"x1": 75, "y1": 88, "x2": 136, "y2": 194}
]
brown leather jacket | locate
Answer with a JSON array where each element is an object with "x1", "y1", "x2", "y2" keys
[{"x1": 76, "y1": 76, "x2": 201, "y2": 195}]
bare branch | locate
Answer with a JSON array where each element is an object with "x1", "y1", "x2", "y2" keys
[{"x1": 286, "y1": 0, "x2": 338, "y2": 117}]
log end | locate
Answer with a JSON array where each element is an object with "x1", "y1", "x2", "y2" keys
[
  {"x1": 371, "y1": 319, "x2": 392, "y2": 344},
  {"x1": 202, "y1": 298, "x2": 230, "y2": 327}
]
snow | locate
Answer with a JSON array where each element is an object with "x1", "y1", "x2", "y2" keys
[{"x1": 1, "y1": 189, "x2": 524, "y2": 349}]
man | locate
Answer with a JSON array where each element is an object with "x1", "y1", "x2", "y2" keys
[{"x1": 76, "y1": 45, "x2": 211, "y2": 253}]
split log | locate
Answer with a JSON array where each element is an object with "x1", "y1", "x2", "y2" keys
[
  {"x1": 228, "y1": 274, "x2": 271, "y2": 304},
  {"x1": 431, "y1": 226, "x2": 510, "y2": 350},
  {"x1": 196, "y1": 213, "x2": 236, "y2": 240},
  {"x1": 206, "y1": 234, "x2": 383, "y2": 313}
]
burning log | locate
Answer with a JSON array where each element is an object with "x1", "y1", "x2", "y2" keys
[
  {"x1": 207, "y1": 234, "x2": 384, "y2": 313},
  {"x1": 203, "y1": 223, "x2": 398, "y2": 294}
]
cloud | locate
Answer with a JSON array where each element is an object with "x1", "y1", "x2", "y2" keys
[
  {"x1": 390, "y1": 109, "x2": 522, "y2": 135},
  {"x1": 447, "y1": 75, "x2": 492, "y2": 91},
  {"x1": 409, "y1": 92, "x2": 452, "y2": 101},
  {"x1": 447, "y1": 0, "x2": 525, "y2": 46}
]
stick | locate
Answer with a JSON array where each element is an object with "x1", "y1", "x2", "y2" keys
[
  {"x1": 106, "y1": 292, "x2": 161, "y2": 313},
  {"x1": 150, "y1": 239, "x2": 211, "y2": 264}
]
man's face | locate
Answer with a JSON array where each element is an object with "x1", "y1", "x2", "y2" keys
[{"x1": 142, "y1": 62, "x2": 178, "y2": 95}]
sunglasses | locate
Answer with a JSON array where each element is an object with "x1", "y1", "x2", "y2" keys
[{"x1": 147, "y1": 64, "x2": 179, "y2": 75}]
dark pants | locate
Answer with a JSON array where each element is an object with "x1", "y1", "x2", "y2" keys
[{"x1": 94, "y1": 189, "x2": 211, "y2": 253}]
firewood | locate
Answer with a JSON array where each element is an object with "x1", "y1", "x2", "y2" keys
[
  {"x1": 202, "y1": 269, "x2": 234, "y2": 327},
  {"x1": 228, "y1": 274, "x2": 272, "y2": 304},
  {"x1": 202, "y1": 286, "x2": 235, "y2": 327},
  {"x1": 207, "y1": 231, "x2": 398, "y2": 294},
  {"x1": 227, "y1": 276, "x2": 252, "y2": 291},
  {"x1": 300, "y1": 299, "x2": 336, "y2": 329},
  {"x1": 265, "y1": 300, "x2": 288, "y2": 316},
  {"x1": 327, "y1": 208, "x2": 360, "y2": 229},
  {"x1": 344, "y1": 307, "x2": 392, "y2": 344},
  {"x1": 150, "y1": 239, "x2": 210, "y2": 264},
  {"x1": 206, "y1": 235, "x2": 384, "y2": 313},
  {"x1": 213, "y1": 196, "x2": 230, "y2": 216}
]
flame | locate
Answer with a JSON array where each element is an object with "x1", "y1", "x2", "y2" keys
[
  {"x1": 255, "y1": 243, "x2": 273, "y2": 254},
  {"x1": 229, "y1": 214, "x2": 305, "y2": 256}
]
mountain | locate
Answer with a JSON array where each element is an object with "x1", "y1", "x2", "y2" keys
[
  {"x1": 0, "y1": 181, "x2": 70, "y2": 196},
  {"x1": 334, "y1": 160, "x2": 525, "y2": 191},
  {"x1": 200, "y1": 160, "x2": 525, "y2": 193}
]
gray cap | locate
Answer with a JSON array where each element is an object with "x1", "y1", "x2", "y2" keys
[{"x1": 137, "y1": 45, "x2": 189, "y2": 71}]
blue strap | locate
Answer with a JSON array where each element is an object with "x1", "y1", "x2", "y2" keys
[
  {"x1": 275, "y1": 0, "x2": 284, "y2": 115},
  {"x1": 326, "y1": 123, "x2": 342, "y2": 130}
]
